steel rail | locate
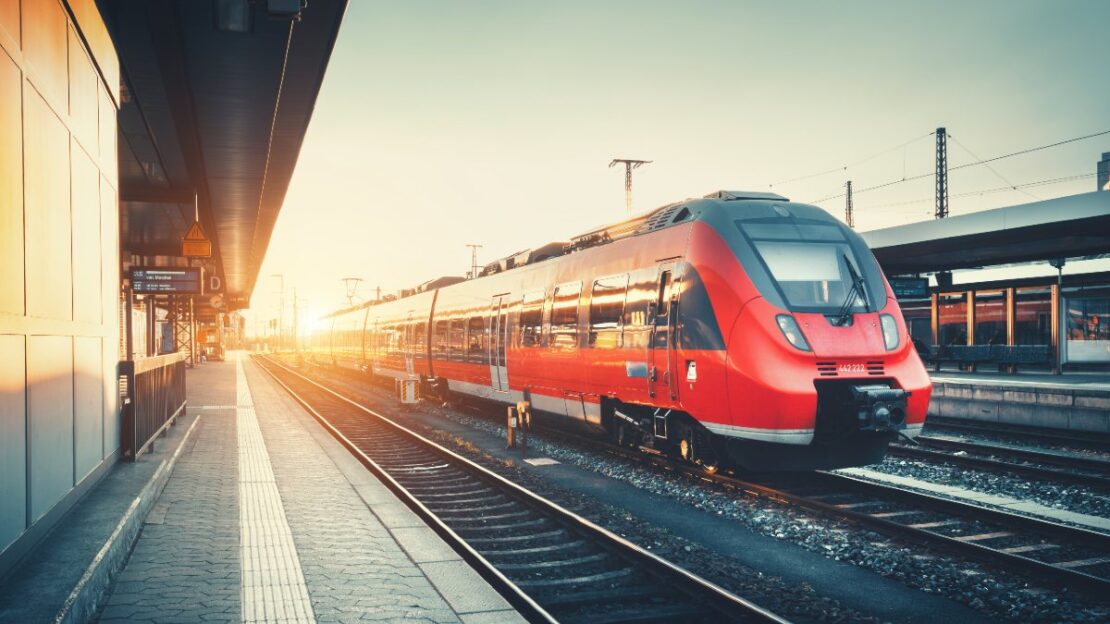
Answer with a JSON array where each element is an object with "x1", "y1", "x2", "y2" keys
[
  {"x1": 925, "y1": 416, "x2": 1110, "y2": 453},
  {"x1": 506, "y1": 421, "x2": 1110, "y2": 600},
  {"x1": 254, "y1": 355, "x2": 790, "y2": 624},
  {"x1": 888, "y1": 437, "x2": 1110, "y2": 489}
]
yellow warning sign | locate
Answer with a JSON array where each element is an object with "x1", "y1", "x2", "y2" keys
[{"x1": 182, "y1": 221, "x2": 211, "y2": 258}]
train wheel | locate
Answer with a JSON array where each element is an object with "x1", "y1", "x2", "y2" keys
[{"x1": 679, "y1": 428, "x2": 720, "y2": 474}]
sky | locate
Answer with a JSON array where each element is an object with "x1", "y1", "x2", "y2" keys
[{"x1": 249, "y1": 0, "x2": 1110, "y2": 337}]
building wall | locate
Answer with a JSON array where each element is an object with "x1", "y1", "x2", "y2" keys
[{"x1": 0, "y1": 0, "x2": 120, "y2": 562}]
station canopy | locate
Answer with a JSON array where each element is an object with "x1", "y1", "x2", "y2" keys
[
  {"x1": 862, "y1": 191, "x2": 1110, "y2": 275},
  {"x1": 100, "y1": 0, "x2": 347, "y2": 312}
]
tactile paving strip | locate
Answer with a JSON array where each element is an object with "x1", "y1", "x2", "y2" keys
[{"x1": 236, "y1": 356, "x2": 316, "y2": 624}]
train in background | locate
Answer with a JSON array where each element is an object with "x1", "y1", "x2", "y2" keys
[{"x1": 315, "y1": 191, "x2": 931, "y2": 471}]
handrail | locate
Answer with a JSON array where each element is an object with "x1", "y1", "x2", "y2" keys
[
  {"x1": 119, "y1": 353, "x2": 188, "y2": 460},
  {"x1": 128, "y1": 352, "x2": 188, "y2": 375}
]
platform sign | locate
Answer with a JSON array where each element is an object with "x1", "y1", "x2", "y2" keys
[
  {"x1": 889, "y1": 277, "x2": 929, "y2": 299},
  {"x1": 131, "y1": 268, "x2": 202, "y2": 294},
  {"x1": 182, "y1": 221, "x2": 212, "y2": 258}
]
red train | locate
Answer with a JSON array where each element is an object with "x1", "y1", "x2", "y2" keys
[{"x1": 321, "y1": 191, "x2": 931, "y2": 470}]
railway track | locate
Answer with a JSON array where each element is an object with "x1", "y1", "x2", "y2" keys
[
  {"x1": 529, "y1": 429, "x2": 1110, "y2": 599},
  {"x1": 887, "y1": 435, "x2": 1110, "y2": 489},
  {"x1": 437, "y1": 403, "x2": 1110, "y2": 600},
  {"x1": 926, "y1": 415, "x2": 1110, "y2": 454},
  {"x1": 254, "y1": 355, "x2": 789, "y2": 624}
]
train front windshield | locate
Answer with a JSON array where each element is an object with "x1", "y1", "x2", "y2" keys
[{"x1": 737, "y1": 220, "x2": 885, "y2": 314}]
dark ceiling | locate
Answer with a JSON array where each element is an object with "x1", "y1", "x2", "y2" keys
[{"x1": 99, "y1": 0, "x2": 348, "y2": 309}]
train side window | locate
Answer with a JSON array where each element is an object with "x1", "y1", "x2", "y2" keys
[
  {"x1": 395, "y1": 324, "x2": 406, "y2": 354},
  {"x1": 413, "y1": 322, "x2": 426, "y2": 355},
  {"x1": 449, "y1": 320, "x2": 466, "y2": 361},
  {"x1": 589, "y1": 275, "x2": 628, "y2": 347},
  {"x1": 550, "y1": 282, "x2": 581, "y2": 348},
  {"x1": 433, "y1": 320, "x2": 448, "y2": 357},
  {"x1": 520, "y1": 290, "x2": 545, "y2": 347},
  {"x1": 467, "y1": 316, "x2": 487, "y2": 364}
]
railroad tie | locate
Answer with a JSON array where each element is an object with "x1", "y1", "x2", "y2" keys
[
  {"x1": 1056, "y1": 556, "x2": 1110, "y2": 569},
  {"x1": 953, "y1": 531, "x2": 1013, "y2": 542},
  {"x1": 907, "y1": 519, "x2": 963, "y2": 529}
]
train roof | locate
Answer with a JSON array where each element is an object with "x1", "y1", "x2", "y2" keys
[{"x1": 326, "y1": 190, "x2": 842, "y2": 317}]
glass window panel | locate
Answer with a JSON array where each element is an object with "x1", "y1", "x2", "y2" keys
[
  {"x1": 467, "y1": 316, "x2": 487, "y2": 364},
  {"x1": 413, "y1": 323, "x2": 426, "y2": 355},
  {"x1": 589, "y1": 275, "x2": 628, "y2": 347},
  {"x1": 1066, "y1": 296, "x2": 1110, "y2": 363},
  {"x1": 1015, "y1": 288, "x2": 1051, "y2": 346},
  {"x1": 433, "y1": 320, "x2": 448, "y2": 356},
  {"x1": 448, "y1": 320, "x2": 465, "y2": 361},
  {"x1": 899, "y1": 300, "x2": 933, "y2": 348},
  {"x1": 520, "y1": 290, "x2": 544, "y2": 347},
  {"x1": 938, "y1": 293, "x2": 967, "y2": 346},
  {"x1": 551, "y1": 282, "x2": 581, "y2": 348},
  {"x1": 974, "y1": 290, "x2": 1006, "y2": 346}
]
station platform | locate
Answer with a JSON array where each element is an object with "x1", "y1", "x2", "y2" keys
[
  {"x1": 0, "y1": 353, "x2": 521, "y2": 624},
  {"x1": 928, "y1": 370, "x2": 1110, "y2": 433}
]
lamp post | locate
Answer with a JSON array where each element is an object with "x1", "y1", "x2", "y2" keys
[{"x1": 271, "y1": 273, "x2": 284, "y2": 351}]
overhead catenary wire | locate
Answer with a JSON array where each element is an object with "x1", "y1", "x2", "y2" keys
[
  {"x1": 808, "y1": 128, "x2": 1110, "y2": 203},
  {"x1": 856, "y1": 172, "x2": 1097, "y2": 212},
  {"x1": 949, "y1": 134, "x2": 1041, "y2": 202},
  {"x1": 768, "y1": 132, "x2": 934, "y2": 188}
]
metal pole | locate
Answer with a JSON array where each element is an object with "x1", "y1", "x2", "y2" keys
[
  {"x1": 935, "y1": 128, "x2": 949, "y2": 219},
  {"x1": 466, "y1": 244, "x2": 482, "y2": 279},
  {"x1": 1052, "y1": 259, "x2": 1065, "y2": 375},
  {"x1": 272, "y1": 274, "x2": 284, "y2": 351},
  {"x1": 125, "y1": 286, "x2": 134, "y2": 361},
  {"x1": 609, "y1": 159, "x2": 652, "y2": 216},
  {"x1": 845, "y1": 180, "x2": 854, "y2": 228},
  {"x1": 189, "y1": 297, "x2": 196, "y2": 367}
]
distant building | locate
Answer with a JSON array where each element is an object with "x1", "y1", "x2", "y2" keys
[{"x1": 1099, "y1": 152, "x2": 1110, "y2": 191}]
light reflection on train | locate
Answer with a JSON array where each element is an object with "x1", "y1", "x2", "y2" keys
[{"x1": 313, "y1": 191, "x2": 931, "y2": 471}]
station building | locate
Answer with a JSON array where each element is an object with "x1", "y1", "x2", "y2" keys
[
  {"x1": 0, "y1": 0, "x2": 344, "y2": 579},
  {"x1": 864, "y1": 189, "x2": 1110, "y2": 372}
]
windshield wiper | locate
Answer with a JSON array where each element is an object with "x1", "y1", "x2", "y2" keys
[{"x1": 835, "y1": 252, "x2": 868, "y2": 327}]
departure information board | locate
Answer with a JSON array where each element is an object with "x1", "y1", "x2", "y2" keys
[
  {"x1": 131, "y1": 268, "x2": 202, "y2": 294},
  {"x1": 889, "y1": 277, "x2": 929, "y2": 299}
]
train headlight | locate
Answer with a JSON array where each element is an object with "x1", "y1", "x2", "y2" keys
[
  {"x1": 775, "y1": 315, "x2": 811, "y2": 352},
  {"x1": 880, "y1": 314, "x2": 900, "y2": 351}
]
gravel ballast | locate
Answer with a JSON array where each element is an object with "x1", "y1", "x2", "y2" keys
[{"x1": 283, "y1": 360, "x2": 1110, "y2": 623}]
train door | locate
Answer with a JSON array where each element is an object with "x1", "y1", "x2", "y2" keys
[
  {"x1": 648, "y1": 262, "x2": 679, "y2": 401},
  {"x1": 489, "y1": 295, "x2": 510, "y2": 392},
  {"x1": 403, "y1": 313, "x2": 415, "y2": 375}
]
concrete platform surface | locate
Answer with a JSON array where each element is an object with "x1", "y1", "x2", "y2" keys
[
  {"x1": 931, "y1": 370, "x2": 1110, "y2": 392},
  {"x1": 2, "y1": 353, "x2": 522, "y2": 624},
  {"x1": 928, "y1": 371, "x2": 1110, "y2": 433}
]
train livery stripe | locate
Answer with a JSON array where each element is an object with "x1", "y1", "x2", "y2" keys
[{"x1": 701, "y1": 423, "x2": 815, "y2": 445}]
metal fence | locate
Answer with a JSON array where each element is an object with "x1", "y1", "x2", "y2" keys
[{"x1": 120, "y1": 352, "x2": 188, "y2": 460}]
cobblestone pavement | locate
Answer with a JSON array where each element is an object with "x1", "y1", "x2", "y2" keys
[{"x1": 96, "y1": 403, "x2": 240, "y2": 623}]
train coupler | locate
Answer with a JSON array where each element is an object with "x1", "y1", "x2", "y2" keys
[{"x1": 850, "y1": 384, "x2": 909, "y2": 433}]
